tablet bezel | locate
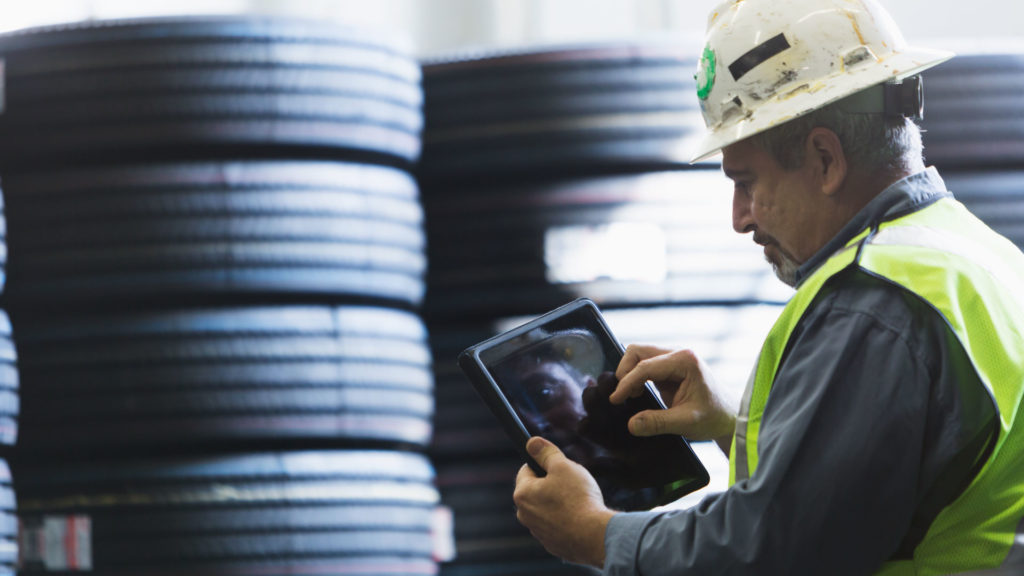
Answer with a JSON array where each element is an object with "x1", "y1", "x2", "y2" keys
[{"x1": 457, "y1": 297, "x2": 710, "y2": 511}]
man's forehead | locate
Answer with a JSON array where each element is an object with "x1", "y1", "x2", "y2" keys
[{"x1": 722, "y1": 139, "x2": 772, "y2": 177}]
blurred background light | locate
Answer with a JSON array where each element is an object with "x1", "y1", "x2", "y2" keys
[{"x1": 0, "y1": 0, "x2": 1016, "y2": 56}]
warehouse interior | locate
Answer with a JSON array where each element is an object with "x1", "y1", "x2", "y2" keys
[{"x1": 0, "y1": 1, "x2": 1020, "y2": 575}]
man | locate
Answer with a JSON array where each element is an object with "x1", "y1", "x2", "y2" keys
[
  {"x1": 493, "y1": 329, "x2": 601, "y2": 464},
  {"x1": 512, "y1": 0, "x2": 1024, "y2": 574}
]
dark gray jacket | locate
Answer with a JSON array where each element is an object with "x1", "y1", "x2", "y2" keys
[{"x1": 603, "y1": 168, "x2": 998, "y2": 576}]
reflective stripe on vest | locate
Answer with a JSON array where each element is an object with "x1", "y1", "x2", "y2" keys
[{"x1": 729, "y1": 198, "x2": 1024, "y2": 573}]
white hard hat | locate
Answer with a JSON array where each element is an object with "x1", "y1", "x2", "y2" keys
[{"x1": 690, "y1": 0, "x2": 954, "y2": 163}]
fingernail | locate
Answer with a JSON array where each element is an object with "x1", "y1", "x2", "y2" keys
[
  {"x1": 526, "y1": 437, "x2": 543, "y2": 456},
  {"x1": 630, "y1": 417, "x2": 645, "y2": 434}
]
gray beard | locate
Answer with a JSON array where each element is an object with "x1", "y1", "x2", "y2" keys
[{"x1": 768, "y1": 252, "x2": 800, "y2": 288}]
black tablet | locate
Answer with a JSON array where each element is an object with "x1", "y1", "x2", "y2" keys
[{"x1": 457, "y1": 298, "x2": 709, "y2": 511}]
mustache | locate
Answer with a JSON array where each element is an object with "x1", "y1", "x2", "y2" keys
[{"x1": 752, "y1": 232, "x2": 777, "y2": 247}]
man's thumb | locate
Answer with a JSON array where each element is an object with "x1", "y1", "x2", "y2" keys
[
  {"x1": 526, "y1": 436, "x2": 564, "y2": 470},
  {"x1": 628, "y1": 410, "x2": 665, "y2": 436}
]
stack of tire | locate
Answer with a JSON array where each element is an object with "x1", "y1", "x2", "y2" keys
[
  {"x1": 0, "y1": 195, "x2": 19, "y2": 576},
  {"x1": 418, "y1": 44, "x2": 789, "y2": 576},
  {"x1": 920, "y1": 50, "x2": 1024, "y2": 251},
  {"x1": 0, "y1": 17, "x2": 450, "y2": 575}
]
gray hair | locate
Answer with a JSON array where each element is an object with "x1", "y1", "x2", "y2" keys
[{"x1": 750, "y1": 100, "x2": 925, "y2": 175}]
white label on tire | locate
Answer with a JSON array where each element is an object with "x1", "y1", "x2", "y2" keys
[{"x1": 18, "y1": 515, "x2": 93, "y2": 571}]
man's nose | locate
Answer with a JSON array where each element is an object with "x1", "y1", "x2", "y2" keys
[{"x1": 732, "y1": 189, "x2": 755, "y2": 234}]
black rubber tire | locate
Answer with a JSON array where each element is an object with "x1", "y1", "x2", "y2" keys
[
  {"x1": 15, "y1": 451, "x2": 438, "y2": 574},
  {"x1": 420, "y1": 131, "x2": 705, "y2": 181},
  {"x1": 15, "y1": 306, "x2": 433, "y2": 455},
  {"x1": 0, "y1": 120, "x2": 421, "y2": 168},
  {"x1": 921, "y1": 52, "x2": 1024, "y2": 170},
  {"x1": 0, "y1": 460, "x2": 15, "y2": 573},
  {"x1": 427, "y1": 86, "x2": 695, "y2": 128},
  {"x1": 422, "y1": 170, "x2": 791, "y2": 320},
  {"x1": 4, "y1": 161, "x2": 426, "y2": 308},
  {"x1": 0, "y1": 314, "x2": 17, "y2": 447},
  {"x1": 428, "y1": 325, "x2": 518, "y2": 460},
  {"x1": 0, "y1": 192, "x2": 6, "y2": 295},
  {"x1": 18, "y1": 216, "x2": 422, "y2": 250},
  {"x1": 423, "y1": 43, "x2": 695, "y2": 99},
  {"x1": 0, "y1": 16, "x2": 422, "y2": 167},
  {"x1": 8, "y1": 67, "x2": 422, "y2": 108},
  {"x1": 6, "y1": 93, "x2": 421, "y2": 132},
  {"x1": 0, "y1": 21, "x2": 418, "y2": 82},
  {"x1": 435, "y1": 457, "x2": 565, "y2": 564},
  {"x1": 418, "y1": 42, "x2": 708, "y2": 181}
]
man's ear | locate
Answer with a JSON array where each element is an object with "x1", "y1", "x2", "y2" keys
[{"x1": 806, "y1": 127, "x2": 847, "y2": 197}]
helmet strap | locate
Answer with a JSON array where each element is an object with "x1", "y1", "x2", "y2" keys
[{"x1": 835, "y1": 75, "x2": 924, "y2": 121}]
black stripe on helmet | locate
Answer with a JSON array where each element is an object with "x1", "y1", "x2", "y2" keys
[{"x1": 728, "y1": 33, "x2": 791, "y2": 81}]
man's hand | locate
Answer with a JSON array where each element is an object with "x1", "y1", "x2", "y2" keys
[
  {"x1": 513, "y1": 437, "x2": 616, "y2": 567},
  {"x1": 610, "y1": 344, "x2": 736, "y2": 453}
]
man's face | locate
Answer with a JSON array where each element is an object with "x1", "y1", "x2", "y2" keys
[
  {"x1": 520, "y1": 360, "x2": 588, "y2": 433},
  {"x1": 517, "y1": 358, "x2": 604, "y2": 464},
  {"x1": 722, "y1": 138, "x2": 822, "y2": 287}
]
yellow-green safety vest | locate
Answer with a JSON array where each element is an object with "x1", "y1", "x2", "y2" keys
[{"x1": 729, "y1": 197, "x2": 1024, "y2": 574}]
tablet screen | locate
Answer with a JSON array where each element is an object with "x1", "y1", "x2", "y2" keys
[{"x1": 473, "y1": 300, "x2": 708, "y2": 511}]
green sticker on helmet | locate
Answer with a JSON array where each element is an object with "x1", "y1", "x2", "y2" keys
[{"x1": 696, "y1": 44, "x2": 716, "y2": 101}]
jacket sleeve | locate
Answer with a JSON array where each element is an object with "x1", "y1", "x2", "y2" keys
[{"x1": 601, "y1": 279, "x2": 995, "y2": 575}]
